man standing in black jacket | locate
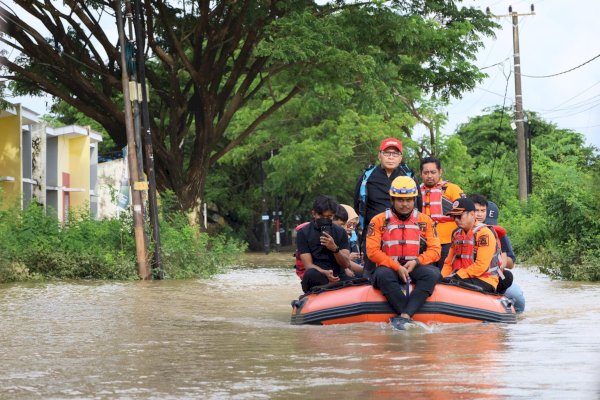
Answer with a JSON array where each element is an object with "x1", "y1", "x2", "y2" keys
[{"x1": 353, "y1": 137, "x2": 422, "y2": 275}]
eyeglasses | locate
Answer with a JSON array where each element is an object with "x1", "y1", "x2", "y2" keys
[{"x1": 381, "y1": 151, "x2": 402, "y2": 158}]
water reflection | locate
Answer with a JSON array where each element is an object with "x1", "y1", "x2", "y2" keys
[{"x1": 0, "y1": 265, "x2": 598, "y2": 399}]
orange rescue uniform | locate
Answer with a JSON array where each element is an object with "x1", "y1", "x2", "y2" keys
[
  {"x1": 442, "y1": 225, "x2": 499, "y2": 289},
  {"x1": 421, "y1": 181, "x2": 464, "y2": 245},
  {"x1": 367, "y1": 210, "x2": 441, "y2": 271}
]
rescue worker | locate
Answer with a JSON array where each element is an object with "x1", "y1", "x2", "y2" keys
[
  {"x1": 419, "y1": 157, "x2": 466, "y2": 269},
  {"x1": 353, "y1": 137, "x2": 420, "y2": 274},
  {"x1": 366, "y1": 176, "x2": 441, "y2": 330},
  {"x1": 296, "y1": 195, "x2": 351, "y2": 293},
  {"x1": 475, "y1": 196, "x2": 525, "y2": 312},
  {"x1": 442, "y1": 198, "x2": 501, "y2": 293}
]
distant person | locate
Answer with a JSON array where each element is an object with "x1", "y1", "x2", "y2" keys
[
  {"x1": 485, "y1": 200, "x2": 526, "y2": 313},
  {"x1": 296, "y1": 195, "x2": 351, "y2": 293},
  {"x1": 354, "y1": 137, "x2": 420, "y2": 274},
  {"x1": 442, "y1": 198, "x2": 501, "y2": 293},
  {"x1": 366, "y1": 176, "x2": 441, "y2": 330},
  {"x1": 419, "y1": 157, "x2": 466, "y2": 269}
]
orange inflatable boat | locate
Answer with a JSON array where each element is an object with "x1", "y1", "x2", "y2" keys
[{"x1": 291, "y1": 278, "x2": 516, "y2": 325}]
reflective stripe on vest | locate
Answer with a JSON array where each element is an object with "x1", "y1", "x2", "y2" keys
[
  {"x1": 381, "y1": 209, "x2": 422, "y2": 262},
  {"x1": 451, "y1": 223, "x2": 502, "y2": 278},
  {"x1": 420, "y1": 181, "x2": 454, "y2": 223}
]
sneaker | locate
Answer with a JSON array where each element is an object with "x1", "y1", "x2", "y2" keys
[{"x1": 390, "y1": 316, "x2": 413, "y2": 330}]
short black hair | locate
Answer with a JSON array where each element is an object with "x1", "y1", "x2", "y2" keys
[
  {"x1": 334, "y1": 205, "x2": 348, "y2": 223},
  {"x1": 469, "y1": 193, "x2": 488, "y2": 207},
  {"x1": 420, "y1": 156, "x2": 441, "y2": 171},
  {"x1": 313, "y1": 195, "x2": 339, "y2": 214}
]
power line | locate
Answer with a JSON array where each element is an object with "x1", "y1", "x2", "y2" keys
[{"x1": 522, "y1": 52, "x2": 600, "y2": 78}]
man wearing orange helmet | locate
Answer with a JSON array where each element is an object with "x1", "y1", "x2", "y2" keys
[{"x1": 366, "y1": 176, "x2": 441, "y2": 330}]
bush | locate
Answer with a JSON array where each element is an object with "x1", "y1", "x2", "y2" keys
[{"x1": 0, "y1": 200, "x2": 246, "y2": 282}]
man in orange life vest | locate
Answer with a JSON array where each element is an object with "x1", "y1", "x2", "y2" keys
[
  {"x1": 441, "y1": 197, "x2": 501, "y2": 293},
  {"x1": 366, "y1": 176, "x2": 441, "y2": 330},
  {"x1": 419, "y1": 157, "x2": 466, "y2": 269}
]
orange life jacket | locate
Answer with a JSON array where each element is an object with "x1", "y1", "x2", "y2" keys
[
  {"x1": 420, "y1": 181, "x2": 454, "y2": 223},
  {"x1": 294, "y1": 222, "x2": 310, "y2": 279},
  {"x1": 380, "y1": 209, "x2": 425, "y2": 263},
  {"x1": 450, "y1": 223, "x2": 503, "y2": 278}
]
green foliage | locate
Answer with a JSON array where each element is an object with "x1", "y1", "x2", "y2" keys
[
  {"x1": 0, "y1": 200, "x2": 245, "y2": 282},
  {"x1": 455, "y1": 108, "x2": 600, "y2": 280},
  {"x1": 159, "y1": 212, "x2": 247, "y2": 279}
]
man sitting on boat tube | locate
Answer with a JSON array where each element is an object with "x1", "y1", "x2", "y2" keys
[
  {"x1": 297, "y1": 195, "x2": 352, "y2": 293},
  {"x1": 441, "y1": 198, "x2": 501, "y2": 293},
  {"x1": 366, "y1": 176, "x2": 442, "y2": 330}
]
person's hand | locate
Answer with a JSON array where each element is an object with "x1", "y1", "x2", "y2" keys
[
  {"x1": 320, "y1": 232, "x2": 337, "y2": 252},
  {"x1": 323, "y1": 269, "x2": 340, "y2": 283},
  {"x1": 349, "y1": 252, "x2": 362, "y2": 262},
  {"x1": 397, "y1": 265, "x2": 409, "y2": 283},
  {"x1": 402, "y1": 260, "x2": 418, "y2": 273},
  {"x1": 344, "y1": 268, "x2": 355, "y2": 277}
]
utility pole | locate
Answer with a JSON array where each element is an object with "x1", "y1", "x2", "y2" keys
[
  {"x1": 131, "y1": 0, "x2": 163, "y2": 278},
  {"x1": 489, "y1": 4, "x2": 535, "y2": 202},
  {"x1": 116, "y1": 0, "x2": 150, "y2": 279}
]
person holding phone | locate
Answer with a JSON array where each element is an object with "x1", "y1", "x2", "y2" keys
[{"x1": 297, "y1": 195, "x2": 351, "y2": 293}]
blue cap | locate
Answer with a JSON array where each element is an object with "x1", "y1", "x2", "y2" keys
[{"x1": 485, "y1": 201, "x2": 500, "y2": 225}]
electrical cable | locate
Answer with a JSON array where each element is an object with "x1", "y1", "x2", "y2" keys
[{"x1": 522, "y1": 52, "x2": 600, "y2": 78}]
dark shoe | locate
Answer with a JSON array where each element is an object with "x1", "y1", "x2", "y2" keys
[{"x1": 390, "y1": 316, "x2": 413, "y2": 331}]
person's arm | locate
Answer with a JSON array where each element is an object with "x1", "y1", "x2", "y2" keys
[
  {"x1": 455, "y1": 227, "x2": 497, "y2": 279},
  {"x1": 365, "y1": 214, "x2": 402, "y2": 271}
]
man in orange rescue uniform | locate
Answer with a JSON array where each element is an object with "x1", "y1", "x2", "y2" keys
[
  {"x1": 441, "y1": 197, "x2": 502, "y2": 293},
  {"x1": 419, "y1": 157, "x2": 465, "y2": 269},
  {"x1": 366, "y1": 176, "x2": 441, "y2": 330}
]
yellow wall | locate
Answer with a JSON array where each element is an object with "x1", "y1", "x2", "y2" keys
[
  {"x1": 68, "y1": 135, "x2": 91, "y2": 209},
  {"x1": 0, "y1": 113, "x2": 22, "y2": 208}
]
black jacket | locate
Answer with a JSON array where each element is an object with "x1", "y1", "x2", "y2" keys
[{"x1": 353, "y1": 163, "x2": 422, "y2": 229}]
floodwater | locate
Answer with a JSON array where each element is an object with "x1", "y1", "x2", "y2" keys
[{"x1": 1, "y1": 253, "x2": 599, "y2": 399}]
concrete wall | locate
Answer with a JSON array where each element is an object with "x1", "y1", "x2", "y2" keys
[{"x1": 97, "y1": 158, "x2": 128, "y2": 219}]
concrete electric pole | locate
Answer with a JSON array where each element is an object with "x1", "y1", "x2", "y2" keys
[{"x1": 488, "y1": 4, "x2": 535, "y2": 202}]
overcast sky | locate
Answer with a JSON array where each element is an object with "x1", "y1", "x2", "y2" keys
[
  {"x1": 445, "y1": 0, "x2": 600, "y2": 149},
  {"x1": 6, "y1": 0, "x2": 600, "y2": 150}
]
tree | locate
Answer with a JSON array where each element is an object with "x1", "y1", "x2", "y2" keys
[{"x1": 1, "y1": 0, "x2": 497, "y2": 211}]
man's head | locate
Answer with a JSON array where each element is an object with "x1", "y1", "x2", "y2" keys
[
  {"x1": 420, "y1": 156, "x2": 442, "y2": 188},
  {"x1": 446, "y1": 197, "x2": 476, "y2": 231},
  {"x1": 312, "y1": 195, "x2": 339, "y2": 221},
  {"x1": 334, "y1": 204, "x2": 359, "y2": 235},
  {"x1": 389, "y1": 176, "x2": 418, "y2": 215},
  {"x1": 485, "y1": 201, "x2": 500, "y2": 225},
  {"x1": 469, "y1": 193, "x2": 488, "y2": 224},
  {"x1": 333, "y1": 205, "x2": 348, "y2": 227},
  {"x1": 377, "y1": 137, "x2": 403, "y2": 172}
]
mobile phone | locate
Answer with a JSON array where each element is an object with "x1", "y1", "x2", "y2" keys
[{"x1": 320, "y1": 225, "x2": 332, "y2": 236}]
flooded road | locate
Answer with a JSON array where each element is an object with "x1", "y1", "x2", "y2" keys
[{"x1": 1, "y1": 254, "x2": 599, "y2": 399}]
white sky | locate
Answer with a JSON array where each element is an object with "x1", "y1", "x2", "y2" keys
[
  {"x1": 444, "y1": 0, "x2": 600, "y2": 149},
  {"x1": 5, "y1": 0, "x2": 600, "y2": 149}
]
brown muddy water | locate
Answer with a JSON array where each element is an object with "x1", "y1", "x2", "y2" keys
[{"x1": 1, "y1": 252, "x2": 599, "y2": 399}]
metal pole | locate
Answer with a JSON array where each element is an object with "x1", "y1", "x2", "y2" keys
[
  {"x1": 115, "y1": 0, "x2": 150, "y2": 279},
  {"x1": 511, "y1": 11, "x2": 528, "y2": 201},
  {"x1": 132, "y1": 0, "x2": 163, "y2": 278}
]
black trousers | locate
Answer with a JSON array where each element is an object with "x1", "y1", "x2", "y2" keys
[
  {"x1": 371, "y1": 264, "x2": 441, "y2": 317},
  {"x1": 453, "y1": 275, "x2": 496, "y2": 293},
  {"x1": 301, "y1": 268, "x2": 354, "y2": 293}
]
